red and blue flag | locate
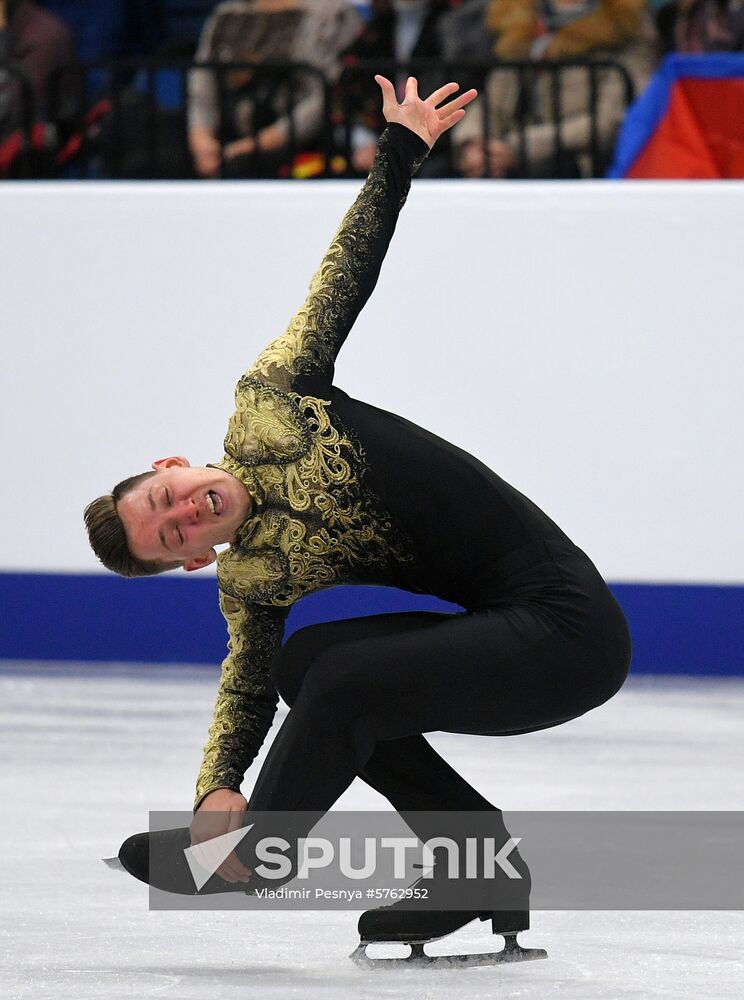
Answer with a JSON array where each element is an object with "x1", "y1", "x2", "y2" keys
[{"x1": 609, "y1": 53, "x2": 744, "y2": 178}]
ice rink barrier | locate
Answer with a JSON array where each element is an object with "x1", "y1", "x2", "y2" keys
[{"x1": 1, "y1": 180, "x2": 742, "y2": 673}]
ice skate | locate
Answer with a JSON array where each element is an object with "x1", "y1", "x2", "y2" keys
[
  {"x1": 351, "y1": 840, "x2": 547, "y2": 968},
  {"x1": 103, "y1": 826, "x2": 250, "y2": 896},
  {"x1": 350, "y1": 908, "x2": 547, "y2": 968}
]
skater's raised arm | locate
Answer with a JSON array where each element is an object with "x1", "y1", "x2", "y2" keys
[{"x1": 246, "y1": 77, "x2": 477, "y2": 390}]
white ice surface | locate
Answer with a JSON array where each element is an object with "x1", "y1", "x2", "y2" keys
[{"x1": 1, "y1": 664, "x2": 742, "y2": 1000}]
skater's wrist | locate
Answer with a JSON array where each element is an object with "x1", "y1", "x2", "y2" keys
[{"x1": 194, "y1": 786, "x2": 246, "y2": 813}]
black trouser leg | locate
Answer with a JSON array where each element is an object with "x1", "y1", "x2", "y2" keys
[
  {"x1": 246, "y1": 597, "x2": 628, "y2": 814},
  {"x1": 247, "y1": 613, "x2": 488, "y2": 813},
  {"x1": 359, "y1": 733, "x2": 497, "y2": 813}
]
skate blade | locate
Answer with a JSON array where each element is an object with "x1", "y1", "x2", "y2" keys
[
  {"x1": 350, "y1": 937, "x2": 548, "y2": 969},
  {"x1": 102, "y1": 856, "x2": 125, "y2": 871}
]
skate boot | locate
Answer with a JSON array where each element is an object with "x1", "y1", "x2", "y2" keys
[
  {"x1": 106, "y1": 826, "x2": 250, "y2": 896},
  {"x1": 106, "y1": 817, "x2": 308, "y2": 896},
  {"x1": 351, "y1": 838, "x2": 547, "y2": 967}
]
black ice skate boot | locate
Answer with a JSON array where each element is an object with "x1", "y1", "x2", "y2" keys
[
  {"x1": 351, "y1": 836, "x2": 547, "y2": 967},
  {"x1": 108, "y1": 826, "x2": 250, "y2": 896}
]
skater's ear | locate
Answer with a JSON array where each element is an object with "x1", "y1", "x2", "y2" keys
[
  {"x1": 182, "y1": 549, "x2": 217, "y2": 573},
  {"x1": 152, "y1": 456, "x2": 191, "y2": 471}
]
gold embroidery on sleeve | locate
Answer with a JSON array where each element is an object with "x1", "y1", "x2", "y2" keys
[
  {"x1": 194, "y1": 598, "x2": 286, "y2": 807},
  {"x1": 246, "y1": 131, "x2": 415, "y2": 385},
  {"x1": 247, "y1": 223, "x2": 370, "y2": 384}
]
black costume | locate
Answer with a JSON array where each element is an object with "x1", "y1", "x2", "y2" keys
[
  {"x1": 116, "y1": 124, "x2": 630, "y2": 952},
  {"x1": 193, "y1": 122, "x2": 631, "y2": 821}
]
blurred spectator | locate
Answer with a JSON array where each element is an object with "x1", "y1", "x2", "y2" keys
[
  {"x1": 42, "y1": 1, "x2": 164, "y2": 62},
  {"x1": 3, "y1": 1, "x2": 74, "y2": 104},
  {"x1": 338, "y1": 0, "x2": 452, "y2": 175},
  {"x1": 157, "y1": 1, "x2": 228, "y2": 57},
  {"x1": 437, "y1": 0, "x2": 495, "y2": 63},
  {"x1": 668, "y1": 0, "x2": 744, "y2": 52},
  {"x1": 453, "y1": 0, "x2": 658, "y2": 177},
  {"x1": 1, "y1": 0, "x2": 75, "y2": 175},
  {"x1": 188, "y1": 0, "x2": 362, "y2": 179},
  {"x1": 348, "y1": 0, "x2": 376, "y2": 18}
]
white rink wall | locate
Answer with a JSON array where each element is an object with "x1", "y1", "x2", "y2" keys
[{"x1": 1, "y1": 180, "x2": 743, "y2": 582}]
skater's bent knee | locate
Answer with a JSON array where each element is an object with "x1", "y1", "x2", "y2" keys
[
  {"x1": 270, "y1": 623, "x2": 342, "y2": 700},
  {"x1": 290, "y1": 656, "x2": 372, "y2": 727},
  {"x1": 270, "y1": 632, "x2": 317, "y2": 703}
]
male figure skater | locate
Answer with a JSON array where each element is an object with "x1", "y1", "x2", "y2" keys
[{"x1": 86, "y1": 75, "x2": 631, "y2": 961}]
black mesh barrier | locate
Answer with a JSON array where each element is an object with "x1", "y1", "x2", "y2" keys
[{"x1": 8, "y1": 57, "x2": 634, "y2": 180}]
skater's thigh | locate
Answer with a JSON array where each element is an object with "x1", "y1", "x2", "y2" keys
[
  {"x1": 285, "y1": 607, "x2": 606, "y2": 739},
  {"x1": 271, "y1": 611, "x2": 454, "y2": 703}
]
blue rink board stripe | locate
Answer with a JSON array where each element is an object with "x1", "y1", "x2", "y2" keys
[{"x1": 0, "y1": 573, "x2": 742, "y2": 676}]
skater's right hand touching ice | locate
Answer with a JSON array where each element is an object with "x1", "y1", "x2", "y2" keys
[{"x1": 191, "y1": 788, "x2": 253, "y2": 883}]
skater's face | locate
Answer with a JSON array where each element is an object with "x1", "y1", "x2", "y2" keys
[{"x1": 117, "y1": 457, "x2": 253, "y2": 571}]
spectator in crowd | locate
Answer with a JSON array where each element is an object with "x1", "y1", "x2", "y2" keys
[
  {"x1": 453, "y1": 0, "x2": 658, "y2": 178},
  {"x1": 338, "y1": 0, "x2": 453, "y2": 175},
  {"x1": 0, "y1": 0, "x2": 75, "y2": 175},
  {"x1": 42, "y1": 0, "x2": 163, "y2": 62},
  {"x1": 188, "y1": 0, "x2": 362, "y2": 179},
  {"x1": 670, "y1": 0, "x2": 744, "y2": 51}
]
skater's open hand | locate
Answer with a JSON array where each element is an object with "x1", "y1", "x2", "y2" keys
[
  {"x1": 375, "y1": 76, "x2": 477, "y2": 149},
  {"x1": 191, "y1": 788, "x2": 252, "y2": 883}
]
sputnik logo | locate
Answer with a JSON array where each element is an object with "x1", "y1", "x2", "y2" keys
[{"x1": 183, "y1": 824, "x2": 254, "y2": 890}]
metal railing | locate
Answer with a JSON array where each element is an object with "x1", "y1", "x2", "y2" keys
[
  {"x1": 4, "y1": 56, "x2": 635, "y2": 180},
  {"x1": 337, "y1": 57, "x2": 636, "y2": 179},
  {"x1": 45, "y1": 58, "x2": 331, "y2": 179},
  {"x1": 475, "y1": 58, "x2": 635, "y2": 178}
]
